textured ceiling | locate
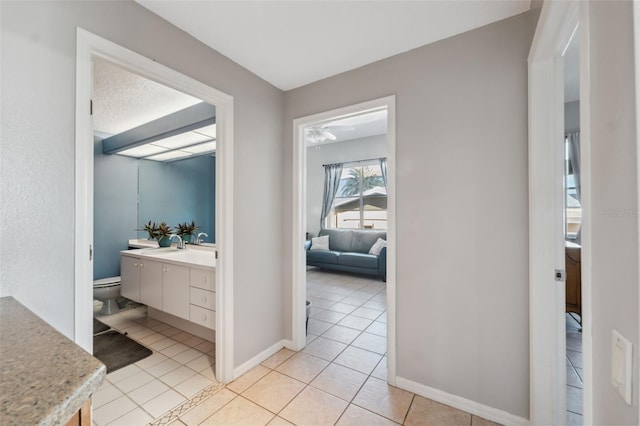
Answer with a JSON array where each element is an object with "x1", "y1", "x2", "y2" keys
[
  {"x1": 137, "y1": 0, "x2": 531, "y2": 90},
  {"x1": 93, "y1": 58, "x2": 202, "y2": 135}
]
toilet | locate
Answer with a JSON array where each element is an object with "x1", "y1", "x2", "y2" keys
[{"x1": 93, "y1": 276, "x2": 121, "y2": 315}]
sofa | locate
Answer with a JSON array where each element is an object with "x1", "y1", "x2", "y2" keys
[{"x1": 305, "y1": 228, "x2": 387, "y2": 281}]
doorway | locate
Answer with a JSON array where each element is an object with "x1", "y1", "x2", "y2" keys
[
  {"x1": 74, "y1": 28, "x2": 235, "y2": 383},
  {"x1": 528, "y1": 1, "x2": 592, "y2": 424},
  {"x1": 291, "y1": 96, "x2": 397, "y2": 384}
]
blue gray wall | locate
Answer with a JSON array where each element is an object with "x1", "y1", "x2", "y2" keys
[{"x1": 94, "y1": 136, "x2": 215, "y2": 280}]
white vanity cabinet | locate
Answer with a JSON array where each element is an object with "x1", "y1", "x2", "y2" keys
[
  {"x1": 121, "y1": 255, "x2": 141, "y2": 302},
  {"x1": 140, "y1": 260, "x2": 163, "y2": 310},
  {"x1": 162, "y1": 263, "x2": 190, "y2": 320},
  {"x1": 189, "y1": 268, "x2": 216, "y2": 329}
]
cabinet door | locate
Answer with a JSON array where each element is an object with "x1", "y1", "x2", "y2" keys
[
  {"x1": 120, "y1": 256, "x2": 140, "y2": 302},
  {"x1": 140, "y1": 259, "x2": 163, "y2": 310},
  {"x1": 162, "y1": 263, "x2": 190, "y2": 320}
]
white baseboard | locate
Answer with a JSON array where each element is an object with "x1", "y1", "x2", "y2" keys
[
  {"x1": 233, "y1": 339, "x2": 289, "y2": 379},
  {"x1": 395, "y1": 377, "x2": 530, "y2": 426}
]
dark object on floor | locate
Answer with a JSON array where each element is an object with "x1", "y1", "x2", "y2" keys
[
  {"x1": 93, "y1": 331, "x2": 152, "y2": 373},
  {"x1": 93, "y1": 318, "x2": 110, "y2": 335}
]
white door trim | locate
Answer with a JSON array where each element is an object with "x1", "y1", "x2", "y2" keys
[
  {"x1": 528, "y1": 1, "x2": 592, "y2": 423},
  {"x1": 635, "y1": 1, "x2": 640, "y2": 421},
  {"x1": 291, "y1": 95, "x2": 397, "y2": 384},
  {"x1": 74, "y1": 28, "x2": 235, "y2": 383}
]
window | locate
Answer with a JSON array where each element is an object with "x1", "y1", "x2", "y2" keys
[
  {"x1": 328, "y1": 161, "x2": 387, "y2": 229},
  {"x1": 565, "y1": 137, "x2": 581, "y2": 240}
]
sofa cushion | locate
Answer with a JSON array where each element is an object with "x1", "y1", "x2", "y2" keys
[
  {"x1": 351, "y1": 230, "x2": 387, "y2": 253},
  {"x1": 319, "y1": 229, "x2": 353, "y2": 252},
  {"x1": 307, "y1": 250, "x2": 340, "y2": 264},
  {"x1": 310, "y1": 235, "x2": 329, "y2": 251},
  {"x1": 338, "y1": 252, "x2": 378, "y2": 269}
]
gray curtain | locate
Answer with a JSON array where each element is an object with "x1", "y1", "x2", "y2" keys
[
  {"x1": 379, "y1": 158, "x2": 388, "y2": 189},
  {"x1": 567, "y1": 132, "x2": 581, "y2": 243},
  {"x1": 320, "y1": 163, "x2": 343, "y2": 229}
]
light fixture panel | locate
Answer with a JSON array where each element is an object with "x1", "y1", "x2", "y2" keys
[
  {"x1": 152, "y1": 132, "x2": 211, "y2": 150},
  {"x1": 184, "y1": 141, "x2": 216, "y2": 154},
  {"x1": 117, "y1": 144, "x2": 167, "y2": 157},
  {"x1": 193, "y1": 124, "x2": 216, "y2": 138},
  {"x1": 146, "y1": 150, "x2": 192, "y2": 161}
]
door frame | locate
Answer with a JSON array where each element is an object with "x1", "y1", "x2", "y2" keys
[
  {"x1": 291, "y1": 95, "x2": 397, "y2": 384},
  {"x1": 74, "y1": 28, "x2": 235, "y2": 383},
  {"x1": 528, "y1": 1, "x2": 592, "y2": 423}
]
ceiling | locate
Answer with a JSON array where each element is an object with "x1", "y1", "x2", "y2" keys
[
  {"x1": 564, "y1": 30, "x2": 580, "y2": 103},
  {"x1": 137, "y1": 1, "x2": 532, "y2": 91},
  {"x1": 93, "y1": 58, "x2": 202, "y2": 135},
  {"x1": 305, "y1": 109, "x2": 387, "y2": 147}
]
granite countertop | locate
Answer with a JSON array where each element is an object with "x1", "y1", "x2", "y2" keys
[{"x1": 0, "y1": 297, "x2": 105, "y2": 425}]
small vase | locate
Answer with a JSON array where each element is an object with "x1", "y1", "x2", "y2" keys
[{"x1": 158, "y1": 235, "x2": 172, "y2": 247}]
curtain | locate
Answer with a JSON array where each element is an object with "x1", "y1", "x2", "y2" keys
[
  {"x1": 379, "y1": 158, "x2": 388, "y2": 189},
  {"x1": 320, "y1": 163, "x2": 343, "y2": 229},
  {"x1": 567, "y1": 132, "x2": 581, "y2": 243}
]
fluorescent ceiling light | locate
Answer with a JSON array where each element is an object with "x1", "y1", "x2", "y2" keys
[
  {"x1": 146, "y1": 150, "x2": 192, "y2": 162},
  {"x1": 184, "y1": 141, "x2": 216, "y2": 154},
  {"x1": 152, "y1": 131, "x2": 211, "y2": 149},
  {"x1": 118, "y1": 144, "x2": 168, "y2": 157},
  {"x1": 193, "y1": 124, "x2": 216, "y2": 138}
]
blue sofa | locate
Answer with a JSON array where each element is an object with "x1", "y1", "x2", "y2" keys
[{"x1": 305, "y1": 229, "x2": 387, "y2": 281}]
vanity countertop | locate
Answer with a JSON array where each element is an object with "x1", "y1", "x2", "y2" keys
[
  {"x1": 121, "y1": 247, "x2": 216, "y2": 269},
  {"x1": 0, "y1": 297, "x2": 105, "y2": 425}
]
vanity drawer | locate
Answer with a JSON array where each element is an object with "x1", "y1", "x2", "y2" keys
[
  {"x1": 190, "y1": 287, "x2": 216, "y2": 310},
  {"x1": 190, "y1": 268, "x2": 215, "y2": 291},
  {"x1": 190, "y1": 304, "x2": 215, "y2": 329}
]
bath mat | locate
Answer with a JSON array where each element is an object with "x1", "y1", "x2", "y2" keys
[
  {"x1": 93, "y1": 318, "x2": 110, "y2": 335},
  {"x1": 93, "y1": 331, "x2": 152, "y2": 374}
]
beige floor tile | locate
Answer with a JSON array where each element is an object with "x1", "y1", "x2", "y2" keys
[
  {"x1": 174, "y1": 373, "x2": 213, "y2": 398},
  {"x1": 280, "y1": 386, "x2": 348, "y2": 426},
  {"x1": 302, "y1": 336, "x2": 348, "y2": 361},
  {"x1": 135, "y1": 351, "x2": 168, "y2": 370},
  {"x1": 341, "y1": 296, "x2": 369, "y2": 306},
  {"x1": 567, "y1": 385, "x2": 583, "y2": 415},
  {"x1": 200, "y1": 396, "x2": 274, "y2": 426},
  {"x1": 353, "y1": 377, "x2": 413, "y2": 424},
  {"x1": 327, "y1": 302, "x2": 358, "y2": 315},
  {"x1": 172, "y1": 331, "x2": 195, "y2": 343},
  {"x1": 195, "y1": 340, "x2": 216, "y2": 353},
  {"x1": 93, "y1": 395, "x2": 137, "y2": 426},
  {"x1": 106, "y1": 407, "x2": 154, "y2": 426},
  {"x1": 142, "y1": 388, "x2": 187, "y2": 418},
  {"x1": 200, "y1": 365, "x2": 217, "y2": 381},
  {"x1": 306, "y1": 333, "x2": 319, "y2": 345},
  {"x1": 351, "y1": 332, "x2": 387, "y2": 355},
  {"x1": 227, "y1": 365, "x2": 270, "y2": 393},
  {"x1": 362, "y1": 300, "x2": 387, "y2": 311},
  {"x1": 338, "y1": 315, "x2": 374, "y2": 331},
  {"x1": 404, "y1": 396, "x2": 470, "y2": 426},
  {"x1": 472, "y1": 415, "x2": 502, "y2": 426},
  {"x1": 139, "y1": 332, "x2": 166, "y2": 346},
  {"x1": 267, "y1": 416, "x2": 295, "y2": 425},
  {"x1": 261, "y1": 348, "x2": 296, "y2": 369},
  {"x1": 377, "y1": 311, "x2": 388, "y2": 323},
  {"x1": 336, "y1": 404, "x2": 399, "y2": 426},
  {"x1": 160, "y1": 365, "x2": 197, "y2": 387},
  {"x1": 312, "y1": 310, "x2": 347, "y2": 324},
  {"x1": 127, "y1": 379, "x2": 171, "y2": 405},
  {"x1": 149, "y1": 337, "x2": 178, "y2": 351},
  {"x1": 371, "y1": 357, "x2": 388, "y2": 380},
  {"x1": 275, "y1": 352, "x2": 329, "y2": 383},
  {"x1": 114, "y1": 369, "x2": 154, "y2": 393},
  {"x1": 106, "y1": 364, "x2": 142, "y2": 383},
  {"x1": 322, "y1": 325, "x2": 362, "y2": 345},
  {"x1": 243, "y1": 371, "x2": 305, "y2": 413},
  {"x1": 93, "y1": 382, "x2": 123, "y2": 409},
  {"x1": 334, "y1": 346, "x2": 383, "y2": 375},
  {"x1": 183, "y1": 335, "x2": 206, "y2": 347},
  {"x1": 317, "y1": 292, "x2": 346, "y2": 302},
  {"x1": 310, "y1": 363, "x2": 368, "y2": 401},
  {"x1": 179, "y1": 388, "x2": 237, "y2": 425}
]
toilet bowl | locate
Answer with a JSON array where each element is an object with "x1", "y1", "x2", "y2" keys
[{"x1": 93, "y1": 276, "x2": 121, "y2": 315}]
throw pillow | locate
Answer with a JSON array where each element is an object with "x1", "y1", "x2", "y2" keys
[
  {"x1": 369, "y1": 238, "x2": 387, "y2": 256},
  {"x1": 310, "y1": 235, "x2": 329, "y2": 251}
]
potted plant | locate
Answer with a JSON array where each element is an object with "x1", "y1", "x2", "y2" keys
[
  {"x1": 139, "y1": 220, "x2": 158, "y2": 240},
  {"x1": 176, "y1": 220, "x2": 199, "y2": 244},
  {"x1": 155, "y1": 222, "x2": 173, "y2": 247}
]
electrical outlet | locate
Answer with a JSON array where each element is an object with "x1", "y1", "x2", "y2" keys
[{"x1": 611, "y1": 329, "x2": 633, "y2": 405}]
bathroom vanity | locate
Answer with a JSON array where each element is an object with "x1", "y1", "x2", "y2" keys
[{"x1": 120, "y1": 247, "x2": 216, "y2": 340}]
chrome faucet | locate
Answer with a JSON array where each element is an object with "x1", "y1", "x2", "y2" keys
[
  {"x1": 196, "y1": 232, "x2": 208, "y2": 245},
  {"x1": 169, "y1": 234, "x2": 185, "y2": 250}
]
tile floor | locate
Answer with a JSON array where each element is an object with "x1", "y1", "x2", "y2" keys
[
  {"x1": 91, "y1": 269, "x2": 499, "y2": 425},
  {"x1": 566, "y1": 313, "x2": 583, "y2": 425}
]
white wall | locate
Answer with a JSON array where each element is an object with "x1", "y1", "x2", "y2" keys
[
  {"x1": 0, "y1": 0, "x2": 284, "y2": 369},
  {"x1": 284, "y1": 12, "x2": 532, "y2": 418},
  {"x1": 588, "y1": 2, "x2": 639, "y2": 424},
  {"x1": 306, "y1": 135, "x2": 387, "y2": 237},
  {"x1": 565, "y1": 100, "x2": 580, "y2": 132}
]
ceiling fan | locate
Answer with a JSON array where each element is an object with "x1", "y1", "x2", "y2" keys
[{"x1": 305, "y1": 124, "x2": 355, "y2": 144}]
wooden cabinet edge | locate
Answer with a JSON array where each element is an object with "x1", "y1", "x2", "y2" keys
[{"x1": 64, "y1": 398, "x2": 91, "y2": 426}]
